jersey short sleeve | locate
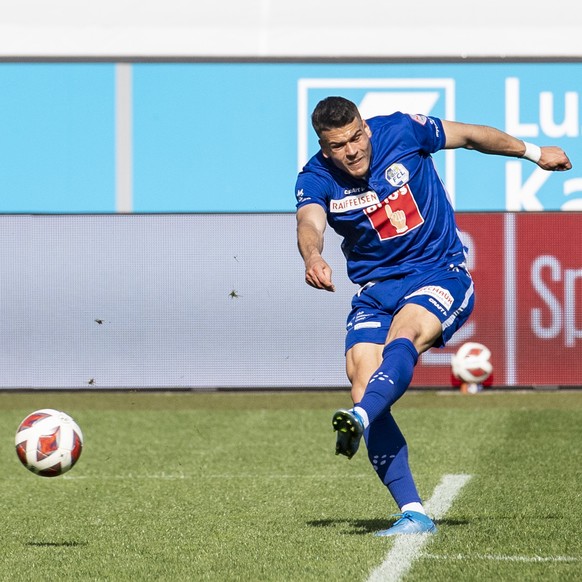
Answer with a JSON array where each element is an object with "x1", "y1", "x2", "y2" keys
[
  {"x1": 405, "y1": 114, "x2": 446, "y2": 155},
  {"x1": 295, "y1": 167, "x2": 330, "y2": 211}
]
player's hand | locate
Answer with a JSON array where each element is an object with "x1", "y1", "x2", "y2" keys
[
  {"x1": 389, "y1": 209, "x2": 408, "y2": 233},
  {"x1": 305, "y1": 256, "x2": 335, "y2": 292},
  {"x1": 538, "y1": 146, "x2": 572, "y2": 171}
]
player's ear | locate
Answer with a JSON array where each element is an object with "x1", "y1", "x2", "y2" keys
[
  {"x1": 363, "y1": 120, "x2": 372, "y2": 138},
  {"x1": 319, "y1": 138, "x2": 330, "y2": 159}
]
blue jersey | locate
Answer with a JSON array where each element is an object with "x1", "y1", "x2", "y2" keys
[{"x1": 295, "y1": 113, "x2": 467, "y2": 285}]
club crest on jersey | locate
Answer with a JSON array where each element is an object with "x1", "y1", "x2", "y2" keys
[{"x1": 384, "y1": 163, "x2": 409, "y2": 188}]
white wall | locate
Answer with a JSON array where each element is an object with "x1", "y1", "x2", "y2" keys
[{"x1": 0, "y1": 0, "x2": 580, "y2": 58}]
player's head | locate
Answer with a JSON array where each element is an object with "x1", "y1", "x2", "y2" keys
[{"x1": 312, "y1": 96, "x2": 372, "y2": 179}]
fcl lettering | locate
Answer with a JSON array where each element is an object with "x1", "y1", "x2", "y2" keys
[{"x1": 531, "y1": 255, "x2": 582, "y2": 347}]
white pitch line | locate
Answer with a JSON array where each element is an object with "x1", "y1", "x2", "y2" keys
[
  {"x1": 366, "y1": 474, "x2": 472, "y2": 582},
  {"x1": 424, "y1": 474, "x2": 472, "y2": 519},
  {"x1": 422, "y1": 553, "x2": 582, "y2": 563}
]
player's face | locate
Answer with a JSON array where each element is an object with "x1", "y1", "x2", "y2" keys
[{"x1": 319, "y1": 117, "x2": 372, "y2": 179}]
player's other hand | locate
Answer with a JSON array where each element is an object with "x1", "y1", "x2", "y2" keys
[
  {"x1": 539, "y1": 146, "x2": 572, "y2": 171},
  {"x1": 305, "y1": 257, "x2": 335, "y2": 292}
]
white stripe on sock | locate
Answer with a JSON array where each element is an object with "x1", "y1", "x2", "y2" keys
[
  {"x1": 400, "y1": 502, "x2": 425, "y2": 515},
  {"x1": 353, "y1": 406, "x2": 369, "y2": 429}
]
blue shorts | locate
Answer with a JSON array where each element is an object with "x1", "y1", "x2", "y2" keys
[{"x1": 345, "y1": 265, "x2": 475, "y2": 352}]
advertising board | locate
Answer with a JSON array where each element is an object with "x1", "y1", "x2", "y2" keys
[
  {"x1": 0, "y1": 213, "x2": 579, "y2": 389},
  {"x1": 0, "y1": 62, "x2": 580, "y2": 213}
]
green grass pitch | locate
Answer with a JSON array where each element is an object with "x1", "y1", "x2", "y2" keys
[{"x1": 1, "y1": 390, "x2": 581, "y2": 581}]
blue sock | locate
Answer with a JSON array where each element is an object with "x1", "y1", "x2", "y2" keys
[
  {"x1": 357, "y1": 338, "x2": 418, "y2": 426},
  {"x1": 364, "y1": 410, "x2": 421, "y2": 508}
]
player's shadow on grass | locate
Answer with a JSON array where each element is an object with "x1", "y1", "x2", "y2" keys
[
  {"x1": 307, "y1": 518, "x2": 469, "y2": 535},
  {"x1": 307, "y1": 518, "x2": 390, "y2": 535},
  {"x1": 26, "y1": 541, "x2": 88, "y2": 547}
]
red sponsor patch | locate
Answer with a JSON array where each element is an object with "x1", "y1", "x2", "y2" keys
[{"x1": 364, "y1": 184, "x2": 424, "y2": 240}]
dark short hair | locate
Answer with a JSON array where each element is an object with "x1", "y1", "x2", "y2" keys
[{"x1": 311, "y1": 97, "x2": 361, "y2": 138}]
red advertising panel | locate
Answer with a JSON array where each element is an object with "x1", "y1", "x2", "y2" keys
[
  {"x1": 413, "y1": 212, "x2": 582, "y2": 387},
  {"x1": 514, "y1": 213, "x2": 582, "y2": 385}
]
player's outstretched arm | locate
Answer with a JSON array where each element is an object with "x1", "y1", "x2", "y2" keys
[
  {"x1": 296, "y1": 204, "x2": 335, "y2": 292},
  {"x1": 442, "y1": 120, "x2": 572, "y2": 172}
]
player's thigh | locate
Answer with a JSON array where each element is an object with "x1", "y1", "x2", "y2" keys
[
  {"x1": 396, "y1": 266, "x2": 475, "y2": 349},
  {"x1": 346, "y1": 342, "x2": 383, "y2": 403},
  {"x1": 386, "y1": 303, "x2": 443, "y2": 355}
]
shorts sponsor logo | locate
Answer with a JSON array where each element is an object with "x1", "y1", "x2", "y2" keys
[
  {"x1": 406, "y1": 285, "x2": 454, "y2": 311},
  {"x1": 428, "y1": 297, "x2": 447, "y2": 314},
  {"x1": 354, "y1": 321, "x2": 382, "y2": 330}
]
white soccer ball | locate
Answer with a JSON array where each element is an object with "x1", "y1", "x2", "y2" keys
[
  {"x1": 451, "y1": 342, "x2": 493, "y2": 384},
  {"x1": 15, "y1": 409, "x2": 84, "y2": 477}
]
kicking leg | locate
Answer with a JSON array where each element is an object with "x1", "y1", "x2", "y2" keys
[
  {"x1": 332, "y1": 338, "x2": 416, "y2": 459},
  {"x1": 357, "y1": 304, "x2": 441, "y2": 421},
  {"x1": 332, "y1": 305, "x2": 442, "y2": 533}
]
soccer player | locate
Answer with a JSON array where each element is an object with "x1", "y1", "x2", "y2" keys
[{"x1": 295, "y1": 96, "x2": 571, "y2": 536}]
